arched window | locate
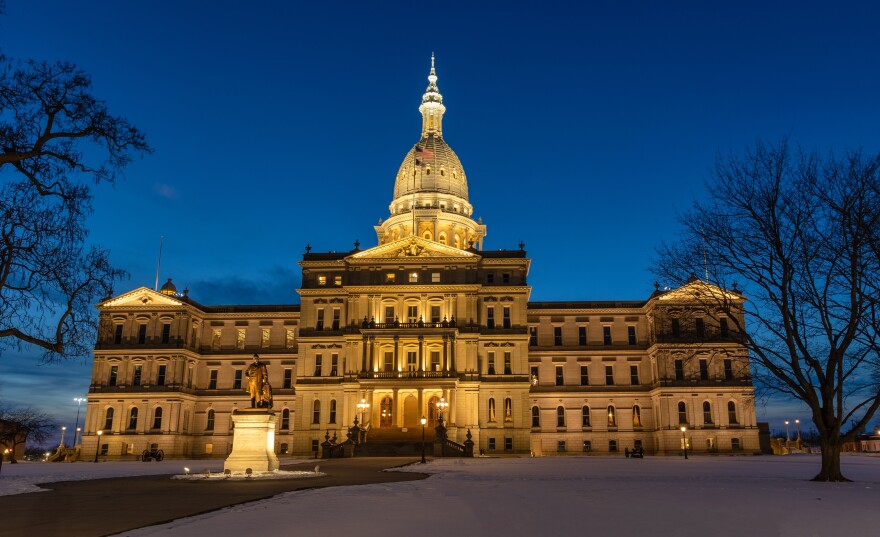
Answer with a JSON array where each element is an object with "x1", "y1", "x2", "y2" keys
[
  {"x1": 582, "y1": 406, "x2": 591, "y2": 427},
  {"x1": 727, "y1": 401, "x2": 738, "y2": 424},
  {"x1": 438, "y1": 232, "x2": 447, "y2": 245},
  {"x1": 607, "y1": 405, "x2": 617, "y2": 427},
  {"x1": 454, "y1": 235, "x2": 461, "y2": 249},
  {"x1": 103, "y1": 407, "x2": 114, "y2": 431},
  {"x1": 329, "y1": 399, "x2": 337, "y2": 424},
  {"x1": 281, "y1": 408, "x2": 290, "y2": 430},
  {"x1": 531, "y1": 406, "x2": 540, "y2": 428},
  {"x1": 504, "y1": 398, "x2": 513, "y2": 422},
  {"x1": 632, "y1": 405, "x2": 641, "y2": 428},
  {"x1": 380, "y1": 396, "x2": 392, "y2": 427},
  {"x1": 428, "y1": 395, "x2": 439, "y2": 427},
  {"x1": 205, "y1": 409, "x2": 215, "y2": 431},
  {"x1": 312, "y1": 400, "x2": 321, "y2": 424},
  {"x1": 488, "y1": 398, "x2": 496, "y2": 421},
  {"x1": 556, "y1": 406, "x2": 566, "y2": 427},
  {"x1": 422, "y1": 230, "x2": 433, "y2": 240},
  {"x1": 127, "y1": 407, "x2": 138, "y2": 430},
  {"x1": 703, "y1": 401, "x2": 713, "y2": 424},
  {"x1": 152, "y1": 407, "x2": 163, "y2": 429},
  {"x1": 678, "y1": 402, "x2": 688, "y2": 424}
]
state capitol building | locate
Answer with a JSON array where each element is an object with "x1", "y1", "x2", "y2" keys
[{"x1": 82, "y1": 59, "x2": 760, "y2": 459}]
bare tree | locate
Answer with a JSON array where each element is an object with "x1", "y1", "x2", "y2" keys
[
  {"x1": 1, "y1": 47, "x2": 151, "y2": 360},
  {"x1": 0, "y1": 403, "x2": 56, "y2": 462},
  {"x1": 655, "y1": 139, "x2": 880, "y2": 481}
]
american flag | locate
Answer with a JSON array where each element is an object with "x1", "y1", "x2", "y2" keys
[{"x1": 414, "y1": 145, "x2": 434, "y2": 166}]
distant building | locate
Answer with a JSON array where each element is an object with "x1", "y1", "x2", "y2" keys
[
  {"x1": 0, "y1": 419, "x2": 29, "y2": 461},
  {"x1": 81, "y1": 59, "x2": 760, "y2": 459}
]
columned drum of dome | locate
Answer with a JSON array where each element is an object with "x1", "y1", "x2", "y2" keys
[{"x1": 376, "y1": 56, "x2": 487, "y2": 250}]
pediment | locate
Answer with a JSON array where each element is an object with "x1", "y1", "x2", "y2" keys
[
  {"x1": 658, "y1": 279, "x2": 740, "y2": 302},
  {"x1": 348, "y1": 236, "x2": 479, "y2": 260},
  {"x1": 101, "y1": 287, "x2": 184, "y2": 308}
]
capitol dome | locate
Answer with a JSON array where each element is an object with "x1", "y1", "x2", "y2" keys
[{"x1": 393, "y1": 134, "x2": 469, "y2": 201}]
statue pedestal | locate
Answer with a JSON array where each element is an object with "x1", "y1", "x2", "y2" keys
[{"x1": 224, "y1": 409, "x2": 279, "y2": 473}]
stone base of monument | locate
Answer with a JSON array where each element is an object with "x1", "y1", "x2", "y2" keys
[{"x1": 224, "y1": 408, "x2": 280, "y2": 473}]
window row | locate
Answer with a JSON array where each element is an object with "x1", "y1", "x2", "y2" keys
[
  {"x1": 102, "y1": 406, "x2": 164, "y2": 431},
  {"x1": 531, "y1": 364, "x2": 641, "y2": 386},
  {"x1": 487, "y1": 398, "x2": 514, "y2": 422},
  {"x1": 210, "y1": 327, "x2": 296, "y2": 349},
  {"x1": 312, "y1": 400, "x2": 338, "y2": 425},
  {"x1": 677, "y1": 401, "x2": 739, "y2": 425},
  {"x1": 673, "y1": 358, "x2": 737, "y2": 381},
  {"x1": 529, "y1": 326, "x2": 639, "y2": 346},
  {"x1": 531, "y1": 405, "x2": 642, "y2": 429}
]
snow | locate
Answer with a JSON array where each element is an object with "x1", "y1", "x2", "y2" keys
[
  {"x1": 116, "y1": 454, "x2": 880, "y2": 537},
  {"x1": 4, "y1": 455, "x2": 880, "y2": 536}
]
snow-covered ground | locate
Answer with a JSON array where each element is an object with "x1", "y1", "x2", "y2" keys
[
  {"x1": 0, "y1": 458, "x2": 316, "y2": 496},
  {"x1": 116, "y1": 454, "x2": 880, "y2": 537},
  {"x1": 4, "y1": 455, "x2": 879, "y2": 536}
]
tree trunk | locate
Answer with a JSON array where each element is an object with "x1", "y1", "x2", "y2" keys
[{"x1": 813, "y1": 441, "x2": 848, "y2": 482}]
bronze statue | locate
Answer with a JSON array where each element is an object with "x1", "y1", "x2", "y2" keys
[{"x1": 246, "y1": 354, "x2": 273, "y2": 408}]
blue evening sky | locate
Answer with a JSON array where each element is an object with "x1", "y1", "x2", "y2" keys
[{"x1": 2, "y1": 0, "x2": 879, "y2": 441}]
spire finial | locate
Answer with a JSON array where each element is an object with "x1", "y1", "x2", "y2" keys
[{"x1": 431, "y1": 52, "x2": 435, "y2": 74}]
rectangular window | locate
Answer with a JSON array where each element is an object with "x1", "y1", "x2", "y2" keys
[
  {"x1": 504, "y1": 437, "x2": 513, "y2": 451},
  {"x1": 674, "y1": 359, "x2": 684, "y2": 381},
  {"x1": 261, "y1": 328, "x2": 270, "y2": 348},
  {"x1": 233, "y1": 369, "x2": 243, "y2": 389},
  {"x1": 208, "y1": 369, "x2": 218, "y2": 389},
  {"x1": 671, "y1": 318, "x2": 681, "y2": 338},
  {"x1": 486, "y1": 307, "x2": 495, "y2": 329},
  {"x1": 100, "y1": 444, "x2": 109, "y2": 456},
  {"x1": 696, "y1": 317, "x2": 705, "y2": 337},
  {"x1": 138, "y1": 324, "x2": 147, "y2": 344},
  {"x1": 212, "y1": 329, "x2": 221, "y2": 350},
  {"x1": 700, "y1": 359, "x2": 709, "y2": 380},
  {"x1": 280, "y1": 443, "x2": 289, "y2": 454},
  {"x1": 609, "y1": 440, "x2": 618, "y2": 452},
  {"x1": 407, "y1": 305, "x2": 418, "y2": 323},
  {"x1": 603, "y1": 326, "x2": 612, "y2": 346},
  {"x1": 317, "y1": 275, "x2": 327, "y2": 286},
  {"x1": 530, "y1": 366, "x2": 539, "y2": 383},
  {"x1": 283, "y1": 368, "x2": 292, "y2": 388},
  {"x1": 431, "y1": 273, "x2": 440, "y2": 283},
  {"x1": 605, "y1": 365, "x2": 614, "y2": 385},
  {"x1": 627, "y1": 326, "x2": 636, "y2": 345},
  {"x1": 731, "y1": 438, "x2": 741, "y2": 450},
  {"x1": 487, "y1": 352, "x2": 496, "y2": 375},
  {"x1": 488, "y1": 438, "x2": 496, "y2": 451},
  {"x1": 332, "y1": 275, "x2": 342, "y2": 286},
  {"x1": 583, "y1": 440, "x2": 592, "y2": 452},
  {"x1": 555, "y1": 366, "x2": 564, "y2": 386},
  {"x1": 580, "y1": 365, "x2": 589, "y2": 386},
  {"x1": 204, "y1": 443, "x2": 213, "y2": 455},
  {"x1": 384, "y1": 306, "x2": 395, "y2": 324},
  {"x1": 554, "y1": 327, "x2": 562, "y2": 346},
  {"x1": 720, "y1": 317, "x2": 729, "y2": 336},
  {"x1": 311, "y1": 439, "x2": 319, "y2": 452},
  {"x1": 281, "y1": 411, "x2": 290, "y2": 430},
  {"x1": 316, "y1": 310, "x2": 324, "y2": 330},
  {"x1": 332, "y1": 309, "x2": 340, "y2": 330},
  {"x1": 486, "y1": 273, "x2": 494, "y2": 284},
  {"x1": 431, "y1": 305, "x2": 441, "y2": 323},
  {"x1": 529, "y1": 327, "x2": 538, "y2": 346},
  {"x1": 578, "y1": 326, "x2": 587, "y2": 346},
  {"x1": 114, "y1": 324, "x2": 123, "y2": 344},
  {"x1": 503, "y1": 352, "x2": 512, "y2": 374},
  {"x1": 330, "y1": 354, "x2": 339, "y2": 376},
  {"x1": 557, "y1": 440, "x2": 566, "y2": 452},
  {"x1": 385, "y1": 273, "x2": 396, "y2": 283},
  {"x1": 109, "y1": 365, "x2": 118, "y2": 386},
  {"x1": 383, "y1": 351, "x2": 394, "y2": 372},
  {"x1": 431, "y1": 351, "x2": 440, "y2": 371},
  {"x1": 502, "y1": 307, "x2": 511, "y2": 329},
  {"x1": 630, "y1": 365, "x2": 639, "y2": 385},
  {"x1": 314, "y1": 355, "x2": 322, "y2": 376},
  {"x1": 407, "y1": 351, "x2": 417, "y2": 371},
  {"x1": 502, "y1": 273, "x2": 510, "y2": 284},
  {"x1": 408, "y1": 272, "x2": 419, "y2": 283},
  {"x1": 286, "y1": 329, "x2": 295, "y2": 348},
  {"x1": 161, "y1": 323, "x2": 171, "y2": 344},
  {"x1": 236, "y1": 328, "x2": 246, "y2": 349},
  {"x1": 152, "y1": 409, "x2": 163, "y2": 429},
  {"x1": 724, "y1": 359, "x2": 733, "y2": 380},
  {"x1": 132, "y1": 365, "x2": 142, "y2": 386},
  {"x1": 329, "y1": 400, "x2": 337, "y2": 424},
  {"x1": 157, "y1": 365, "x2": 166, "y2": 386}
]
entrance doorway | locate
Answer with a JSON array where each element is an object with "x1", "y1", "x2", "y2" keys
[
  {"x1": 380, "y1": 396, "x2": 393, "y2": 427},
  {"x1": 403, "y1": 395, "x2": 419, "y2": 428}
]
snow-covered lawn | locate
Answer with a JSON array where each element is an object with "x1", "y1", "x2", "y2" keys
[{"x1": 115, "y1": 454, "x2": 880, "y2": 537}]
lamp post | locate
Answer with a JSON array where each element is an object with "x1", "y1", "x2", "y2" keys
[
  {"x1": 60, "y1": 426, "x2": 67, "y2": 448},
  {"x1": 420, "y1": 416, "x2": 427, "y2": 464},
  {"x1": 73, "y1": 397, "x2": 86, "y2": 446},
  {"x1": 681, "y1": 426, "x2": 688, "y2": 459},
  {"x1": 75, "y1": 428, "x2": 82, "y2": 448},
  {"x1": 357, "y1": 398, "x2": 370, "y2": 424},
  {"x1": 93, "y1": 430, "x2": 103, "y2": 463},
  {"x1": 785, "y1": 420, "x2": 790, "y2": 442},
  {"x1": 795, "y1": 419, "x2": 801, "y2": 442},
  {"x1": 436, "y1": 396, "x2": 448, "y2": 422}
]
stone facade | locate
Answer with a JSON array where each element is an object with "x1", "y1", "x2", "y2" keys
[{"x1": 81, "y1": 59, "x2": 759, "y2": 459}]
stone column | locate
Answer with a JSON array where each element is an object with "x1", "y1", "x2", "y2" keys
[
  {"x1": 418, "y1": 336, "x2": 425, "y2": 372},
  {"x1": 392, "y1": 388, "x2": 400, "y2": 427},
  {"x1": 442, "y1": 335, "x2": 449, "y2": 373},
  {"x1": 450, "y1": 334, "x2": 456, "y2": 371},
  {"x1": 394, "y1": 336, "x2": 400, "y2": 372},
  {"x1": 361, "y1": 336, "x2": 367, "y2": 372},
  {"x1": 369, "y1": 336, "x2": 375, "y2": 372}
]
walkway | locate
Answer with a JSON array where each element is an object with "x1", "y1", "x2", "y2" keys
[{"x1": 2, "y1": 458, "x2": 427, "y2": 537}]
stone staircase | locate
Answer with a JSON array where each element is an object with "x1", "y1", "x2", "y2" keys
[{"x1": 356, "y1": 427, "x2": 431, "y2": 457}]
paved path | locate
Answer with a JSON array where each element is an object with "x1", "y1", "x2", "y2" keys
[{"x1": 2, "y1": 458, "x2": 427, "y2": 537}]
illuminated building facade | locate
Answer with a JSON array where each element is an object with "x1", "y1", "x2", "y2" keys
[{"x1": 82, "y1": 59, "x2": 760, "y2": 458}]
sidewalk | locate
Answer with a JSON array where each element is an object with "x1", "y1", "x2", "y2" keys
[{"x1": 2, "y1": 458, "x2": 427, "y2": 537}]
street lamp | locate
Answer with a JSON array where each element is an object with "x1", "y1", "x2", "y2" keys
[
  {"x1": 75, "y1": 428, "x2": 82, "y2": 448},
  {"x1": 93, "y1": 430, "x2": 103, "y2": 463},
  {"x1": 420, "y1": 416, "x2": 427, "y2": 464},
  {"x1": 73, "y1": 397, "x2": 86, "y2": 446},
  {"x1": 357, "y1": 398, "x2": 370, "y2": 424},
  {"x1": 436, "y1": 397, "x2": 448, "y2": 422},
  {"x1": 681, "y1": 426, "x2": 688, "y2": 459},
  {"x1": 60, "y1": 426, "x2": 67, "y2": 448},
  {"x1": 795, "y1": 419, "x2": 801, "y2": 442}
]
